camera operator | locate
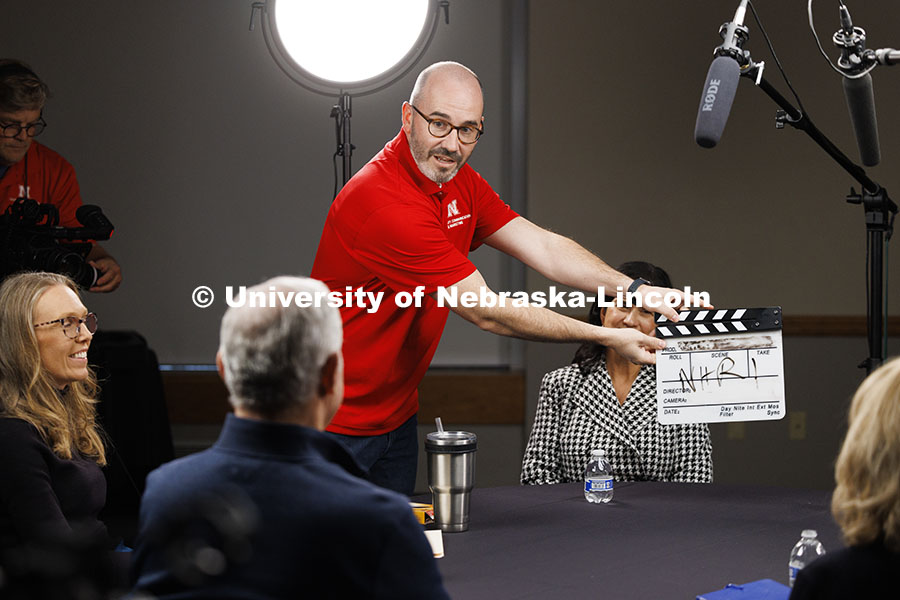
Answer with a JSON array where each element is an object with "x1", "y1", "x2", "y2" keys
[{"x1": 0, "y1": 59, "x2": 121, "y2": 292}]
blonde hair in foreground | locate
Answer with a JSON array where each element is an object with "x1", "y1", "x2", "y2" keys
[
  {"x1": 831, "y1": 356, "x2": 900, "y2": 551},
  {"x1": 0, "y1": 272, "x2": 106, "y2": 464}
]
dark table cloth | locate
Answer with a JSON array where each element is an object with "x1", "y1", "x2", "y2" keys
[{"x1": 427, "y1": 481, "x2": 840, "y2": 599}]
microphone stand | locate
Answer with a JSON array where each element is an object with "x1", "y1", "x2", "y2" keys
[{"x1": 741, "y1": 60, "x2": 896, "y2": 374}]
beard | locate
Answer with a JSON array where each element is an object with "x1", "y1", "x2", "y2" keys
[
  {"x1": 0, "y1": 138, "x2": 31, "y2": 166},
  {"x1": 408, "y1": 124, "x2": 466, "y2": 184}
]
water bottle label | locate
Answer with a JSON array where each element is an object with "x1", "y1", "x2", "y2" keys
[
  {"x1": 585, "y1": 477, "x2": 613, "y2": 492},
  {"x1": 788, "y1": 565, "x2": 799, "y2": 585}
]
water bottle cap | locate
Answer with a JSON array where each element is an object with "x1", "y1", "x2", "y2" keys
[
  {"x1": 591, "y1": 448, "x2": 605, "y2": 456},
  {"x1": 801, "y1": 529, "x2": 818, "y2": 538}
]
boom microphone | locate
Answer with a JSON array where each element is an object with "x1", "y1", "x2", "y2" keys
[
  {"x1": 834, "y1": 1, "x2": 881, "y2": 166},
  {"x1": 694, "y1": 57, "x2": 742, "y2": 148},
  {"x1": 694, "y1": 0, "x2": 749, "y2": 148},
  {"x1": 842, "y1": 74, "x2": 880, "y2": 166}
]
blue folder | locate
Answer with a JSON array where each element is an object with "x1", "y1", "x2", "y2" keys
[{"x1": 697, "y1": 579, "x2": 791, "y2": 600}]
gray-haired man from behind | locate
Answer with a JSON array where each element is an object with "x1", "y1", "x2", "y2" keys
[{"x1": 130, "y1": 276, "x2": 449, "y2": 599}]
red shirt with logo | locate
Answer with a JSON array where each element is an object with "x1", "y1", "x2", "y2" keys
[
  {"x1": 1, "y1": 141, "x2": 83, "y2": 227},
  {"x1": 311, "y1": 130, "x2": 518, "y2": 435}
]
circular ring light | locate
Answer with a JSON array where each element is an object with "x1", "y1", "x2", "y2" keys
[{"x1": 261, "y1": 0, "x2": 440, "y2": 96}]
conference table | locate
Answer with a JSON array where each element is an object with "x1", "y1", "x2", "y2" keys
[{"x1": 428, "y1": 482, "x2": 841, "y2": 599}]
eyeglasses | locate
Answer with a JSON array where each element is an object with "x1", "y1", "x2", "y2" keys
[
  {"x1": 1, "y1": 117, "x2": 47, "y2": 138},
  {"x1": 33, "y1": 313, "x2": 98, "y2": 339},
  {"x1": 409, "y1": 104, "x2": 483, "y2": 144}
]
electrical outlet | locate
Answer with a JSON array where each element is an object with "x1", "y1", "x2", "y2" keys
[
  {"x1": 789, "y1": 411, "x2": 806, "y2": 440},
  {"x1": 726, "y1": 422, "x2": 745, "y2": 440}
]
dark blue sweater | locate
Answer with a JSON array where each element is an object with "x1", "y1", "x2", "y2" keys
[{"x1": 131, "y1": 414, "x2": 449, "y2": 599}]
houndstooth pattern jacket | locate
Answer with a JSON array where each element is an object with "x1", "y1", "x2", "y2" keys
[{"x1": 521, "y1": 357, "x2": 713, "y2": 484}]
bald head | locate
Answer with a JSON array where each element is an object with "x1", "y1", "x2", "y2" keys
[
  {"x1": 403, "y1": 62, "x2": 484, "y2": 184},
  {"x1": 409, "y1": 61, "x2": 483, "y2": 110}
]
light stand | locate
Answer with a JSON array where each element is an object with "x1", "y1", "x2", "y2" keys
[
  {"x1": 331, "y1": 92, "x2": 353, "y2": 188},
  {"x1": 250, "y1": 0, "x2": 449, "y2": 192}
]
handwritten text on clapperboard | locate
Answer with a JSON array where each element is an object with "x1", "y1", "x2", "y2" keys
[{"x1": 655, "y1": 308, "x2": 786, "y2": 425}]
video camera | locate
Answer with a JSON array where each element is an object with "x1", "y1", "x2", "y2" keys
[{"x1": 1, "y1": 198, "x2": 114, "y2": 289}]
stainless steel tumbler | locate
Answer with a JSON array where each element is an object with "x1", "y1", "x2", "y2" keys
[{"x1": 425, "y1": 430, "x2": 477, "y2": 533}]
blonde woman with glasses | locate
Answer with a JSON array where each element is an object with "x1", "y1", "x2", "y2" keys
[{"x1": 0, "y1": 271, "x2": 127, "y2": 584}]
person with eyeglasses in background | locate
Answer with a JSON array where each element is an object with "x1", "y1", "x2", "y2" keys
[
  {"x1": 311, "y1": 61, "x2": 706, "y2": 495},
  {"x1": 0, "y1": 59, "x2": 122, "y2": 292},
  {"x1": 0, "y1": 272, "x2": 130, "y2": 596}
]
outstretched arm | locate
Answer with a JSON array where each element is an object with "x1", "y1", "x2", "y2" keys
[
  {"x1": 484, "y1": 217, "x2": 709, "y2": 320},
  {"x1": 444, "y1": 269, "x2": 664, "y2": 364}
]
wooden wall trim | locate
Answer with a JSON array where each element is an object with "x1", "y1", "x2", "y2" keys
[
  {"x1": 161, "y1": 315, "x2": 895, "y2": 425},
  {"x1": 161, "y1": 372, "x2": 230, "y2": 425},
  {"x1": 782, "y1": 315, "x2": 900, "y2": 336},
  {"x1": 417, "y1": 371, "x2": 525, "y2": 425},
  {"x1": 162, "y1": 370, "x2": 526, "y2": 426}
]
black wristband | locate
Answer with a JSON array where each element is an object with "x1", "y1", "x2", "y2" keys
[{"x1": 627, "y1": 278, "x2": 650, "y2": 294}]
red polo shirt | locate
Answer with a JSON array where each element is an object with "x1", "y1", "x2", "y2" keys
[
  {"x1": 311, "y1": 130, "x2": 518, "y2": 435},
  {"x1": 1, "y1": 141, "x2": 82, "y2": 227}
]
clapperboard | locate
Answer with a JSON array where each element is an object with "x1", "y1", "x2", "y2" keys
[{"x1": 655, "y1": 307, "x2": 785, "y2": 424}]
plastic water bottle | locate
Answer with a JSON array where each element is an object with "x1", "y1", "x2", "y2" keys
[
  {"x1": 584, "y1": 449, "x2": 614, "y2": 503},
  {"x1": 788, "y1": 529, "x2": 826, "y2": 587}
]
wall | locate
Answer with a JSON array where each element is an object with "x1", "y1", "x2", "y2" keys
[
  {"x1": 6, "y1": 1, "x2": 900, "y2": 491},
  {"x1": 527, "y1": 0, "x2": 900, "y2": 313},
  {"x1": 525, "y1": 0, "x2": 900, "y2": 489},
  {"x1": 4, "y1": 0, "x2": 514, "y2": 366}
]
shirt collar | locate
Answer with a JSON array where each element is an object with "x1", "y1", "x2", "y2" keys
[
  {"x1": 388, "y1": 129, "x2": 445, "y2": 198},
  {"x1": 215, "y1": 413, "x2": 367, "y2": 478}
]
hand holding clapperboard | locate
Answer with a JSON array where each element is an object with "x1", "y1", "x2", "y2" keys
[{"x1": 655, "y1": 307, "x2": 785, "y2": 424}]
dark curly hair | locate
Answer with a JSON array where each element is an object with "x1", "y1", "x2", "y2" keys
[{"x1": 572, "y1": 261, "x2": 672, "y2": 372}]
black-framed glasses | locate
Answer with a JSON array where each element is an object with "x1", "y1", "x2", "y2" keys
[
  {"x1": 33, "y1": 313, "x2": 98, "y2": 339},
  {"x1": 410, "y1": 104, "x2": 483, "y2": 144},
  {"x1": 1, "y1": 117, "x2": 47, "y2": 138}
]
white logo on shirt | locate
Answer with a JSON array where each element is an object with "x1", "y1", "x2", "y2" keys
[
  {"x1": 446, "y1": 198, "x2": 472, "y2": 229},
  {"x1": 6, "y1": 185, "x2": 31, "y2": 204}
]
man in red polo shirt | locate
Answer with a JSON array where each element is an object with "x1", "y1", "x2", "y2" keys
[
  {"x1": 0, "y1": 59, "x2": 121, "y2": 292},
  {"x1": 312, "y1": 62, "x2": 691, "y2": 494}
]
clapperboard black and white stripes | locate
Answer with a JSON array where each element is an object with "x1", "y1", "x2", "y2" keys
[
  {"x1": 655, "y1": 307, "x2": 785, "y2": 425},
  {"x1": 655, "y1": 307, "x2": 782, "y2": 338}
]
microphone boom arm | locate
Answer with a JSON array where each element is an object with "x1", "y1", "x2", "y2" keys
[
  {"x1": 741, "y1": 62, "x2": 896, "y2": 373},
  {"x1": 871, "y1": 48, "x2": 900, "y2": 67},
  {"x1": 744, "y1": 65, "x2": 883, "y2": 196}
]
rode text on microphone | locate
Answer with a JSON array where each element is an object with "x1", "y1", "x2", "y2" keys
[
  {"x1": 694, "y1": 1, "x2": 896, "y2": 374},
  {"x1": 693, "y1": 0, "x2": 766, "y2": 148},
  {"x1": 655, "y1": 307, "x2": 785, "y2": 425}
]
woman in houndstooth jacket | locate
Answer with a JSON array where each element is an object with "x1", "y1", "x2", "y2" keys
[{"x1": 521, "y1": 262, "x2": 713, "y2": 485}]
